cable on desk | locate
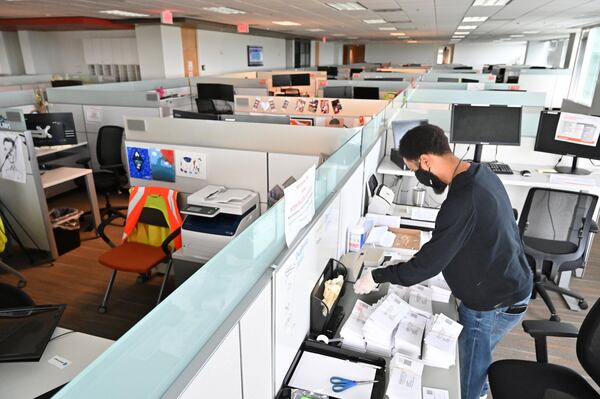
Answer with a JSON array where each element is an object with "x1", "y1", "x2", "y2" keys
[
  {"x1": 589, "y1": 159, "x2": 599, "y2": 167},
  {"x1": 554, "y1": 156, "x2": 563, "y2": 169},
  {"x1": 49, "y1": 330, "x2": 76, "y2": 342}
]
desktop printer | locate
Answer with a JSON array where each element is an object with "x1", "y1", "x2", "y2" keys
[
  {"x1": 366, "y1": 174, "x2": 395, "y2": 215},
  {"x1": 181, "y1": 185, "x2": 259, "y2": 261}
]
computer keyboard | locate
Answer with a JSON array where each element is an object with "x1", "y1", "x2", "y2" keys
[{"x1": 483, "y1": 162, "x2": 514, "y2": 175}]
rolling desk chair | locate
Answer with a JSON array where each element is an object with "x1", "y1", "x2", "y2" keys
[
  {"x1": 488, "y1": 297, "x2": 600, "y2": 399},
  {"x1": 96, "y1": 187, "x2": 182, "y2": 313},
  {"x1": 77, "y1": 125, "x2": 128, "y2": 224},
  {"x1": 519, "y1": 188, "x2": 598, "y2": 321}
]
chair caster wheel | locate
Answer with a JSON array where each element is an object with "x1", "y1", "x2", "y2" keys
[
  {"x1": 578, "y1": 300, "x2": 588, "y2": 310},
  {"x1": 137, "y1": 274, "x2": 149, "y2": 284},
  {"x1": 98, "y1": 306, "x2": 107, "y2": 314},
  {"x1": 17, "y1": 281, "x2": 26, "y2": 289},
  {"x1": 550, "y1": 315, "x2": 560, "y2": 322}
]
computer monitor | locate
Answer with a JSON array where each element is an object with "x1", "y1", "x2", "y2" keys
[
  {"x1": 454, "y1": 66, "x2": 473, "y2": 70},
  {"x1": 534, "y1": 110, "x2": 600, "y2": 175},
  {"x1": 438, "y1": 77, "x2": 460, "y2": 83},
  {"x1": 317, "y1": 66, "x2": 329, "y2": 72},
  {"x1": 196, "y1": 83, "x2": 235, "y2": 102},
  {"x1": 326, "y1": 67, "x2": 338, "y2": 78},
  {"x1": 506, "y1": 76, "x2": 519, "y2": 84},
  {"x1": 392, "y1": 119, "x2": 428, "y2": 148},
  {"x1": 461, "y1": 78, "x2": 478, "y2": 83},
  {"x1": 323, "y1": 86, "x2": 353, "y2": 99},
  {"x1": 350, "y1": 68, "x2": 362, "y2": 77},
  {"x1": 51, "y1": 80, "x2": 83, "y2": 88},
  {"x1": 450, "y1": 104, "x2": 522, "y2": 163},
  {"x1": 173, "y1": 110, "x2": 219, "y2": 120},
  {"x1": 272, "y1": 74, "x2": 292, "y2": 87},
  {"x1": 290, "y1": 73, "x2": 310, "y2": 86},
  {"x1": 220, "y1": 114, "x2": 291, "y2": 124},
  {"x1": 25, "y1": 112, "x2": 77, "y2": 147},
  {"x1": 353, "y1": 86, "x2": 379, "y2": 100}
]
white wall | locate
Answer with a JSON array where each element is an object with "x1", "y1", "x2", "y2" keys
[
  {"x1": 453, "y1": 41, "x2": 527, "y2": 71},
  {"x1": 197, "y1": 30, "x2": 286, "y2": 75},
  {"x1": 17, "y1": 30, "x2": 135, "y2": 75},
  {"x1": 319, "y1": 42, "x2": 335, "y2": 65},
  {"x1": 160, "y1": 25, "x2": 185, "y2": 78},
  {"x1": 366, "y1": 43, "x2": 438, "y2": 64},
  {"x1": 0, "y1": 32, "x2": 25, "y2": 75}
]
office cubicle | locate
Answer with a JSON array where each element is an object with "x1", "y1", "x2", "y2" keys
[
  {"x1": 0, "y1": 90, "x2": 37, "y2": 113},
  {"x1": 0, "y1": 74, "x2": 53, "y2": 93}
]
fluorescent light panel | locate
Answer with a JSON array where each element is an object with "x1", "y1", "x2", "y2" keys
[
  {"x1": 463, "y1": 16, "x2": 488, "y2": 22},
  {"x1": 379, "y1": 27, "x2": 397, "y2": 31},
  {"x1": 332, "y1": 33, "x2": 346, "y2": 36},
  {"x1": 203, "y1": 7, "x2": 246, "y2": 14},
  {"x1": 99, "y1": 10, "x2": 150, "y2": 17},
  {"x1": 457, "y1": 25, "x2": 477, "y2": 30},
  {"x1": 390, "y1": 32, "x2": 406, "y2": 36},
  {"x1": 363, "y1": 19, "x2": 386, "y2": 24},
  {"x1": 327, "y1": 2, "x2": 366, "y2": 11},
  {"x1": 523, "y1": 31, "x2": 539, "y2": 34},
  {"x1": 307, "y1": 28, "x2": 325, "y2": 32},
  {"x1": 510, "y1": 34, "x2": 524, "y2": 37},
  {"x1": 273, "y1": 21, "x2": 301, "y2": 26},
  {"x1": 473, "y1": 0, "x2": 511, "y2": 6}
]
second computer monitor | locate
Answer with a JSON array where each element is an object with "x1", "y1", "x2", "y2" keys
[
  {"x1": 353, "y1": 86, "x2": 379, "y2": 100},
  {"x1": 196, "y1": 83, "x2": 235, "y2": 102},
  {"x1": 392, "y1": 119, "x2": 428, "y2": 148},
  {"x1": 323, "y1": 86, "x2": 353, "y2": 99},
  {"x1": 272, "y1": 74, "x2": 292, "y2": 87},
  {"x1": 25, "y1": 112, "x2": 77, "y2": 147},
  {"x1": 290, "y1": 73, "x2": 310, "y2": 86}
]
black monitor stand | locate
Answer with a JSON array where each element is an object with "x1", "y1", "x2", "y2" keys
[
  {"x1": 473, "y1": 144, "x2": 484, "y2": 163},
  {"x1": 555, "y1": 156, "x2": 591, "y2": 175}
]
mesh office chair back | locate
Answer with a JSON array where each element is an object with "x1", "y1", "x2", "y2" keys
[
  {"x1": 518, "y1": 188, "x2": 597, "y2": 264},
  {"x1": 577, "y1": 297, "x2": 600, "y2": 386},
  {"x1": 96, "y1": 126, "x2": 124, "y2": 168}
]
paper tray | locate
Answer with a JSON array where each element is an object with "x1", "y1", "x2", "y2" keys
[
  {"x1": 310, "y1": 258, "x2": 347, "y2": 336},
  {"x1": 276, "y1": 340, "x2": 387, "y2": 399}
]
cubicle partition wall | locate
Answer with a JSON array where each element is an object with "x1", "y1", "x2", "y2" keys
[
  {"x1": 0, "y1": 74, "x2": 53, "y2": 93},
  {"x1": 354, "y1": 71, "x2": 423, "y2": 82},
  {"x1": 518, "y1": 68, "x2": 572, "y2": 108},
  {"x1": 52, "y1": 82, "x2": 407, "y2": 399},
  {"x1": 0, "y1": 90, "x2": 36, "y2": 113},
  {"x1": 421, "y1": 72, "x2": 496, "y2": 83},
  {"x1": 256, "y1": 70, "x2": 327, "y2": 98}
]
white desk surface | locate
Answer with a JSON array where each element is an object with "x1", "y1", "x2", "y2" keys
[
  {"x1": 35, "y1": 142, "x2": 88, "y2": 158},
  {"x1": 40, "y1": 167, "x2": 92, "y2": 189},
  {"x1": 378, "y1": 157, "x2": 600, "y2": 192},
  {"x1": 0, "y1": 327, "x2": 113, "y2": 399}
]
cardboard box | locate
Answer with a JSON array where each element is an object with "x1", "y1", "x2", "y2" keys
[{"x1": 388, "y1": 227, "x2": 422, "y2": 250}]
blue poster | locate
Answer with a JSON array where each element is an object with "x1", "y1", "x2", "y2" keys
[
  {"x1": 127, "y1": 147, "x2": 151, "y2": 180},
  {"x1": 149, "y1": 147, "x2": 176, "y2": 182}
]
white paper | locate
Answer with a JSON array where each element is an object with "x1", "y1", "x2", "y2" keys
[
  {"x1": 466, "y1": 83, "x2": 485, "y2": 91},
  {"x1": 411, "y1": 207, "x2": 438, "y2": 221},
  {"x1": 48, "y1": 355, "x2": 71, "y2": 369},
  {"x1": 288, "y1": 351, "x2": 377, "y2": 399},
  {"x1": 555, "y1": 112, "x2": 600, "y2": 147},
  {"x1": 424, "y1": 314, "x2": 463, "y2": 353},
  {"x1": 386, "y1": 355, "x2": 424, "y2": 399},
  {"x1": 85, "y1": 106, "x2": 102, "y2": 123},
  {"x1": 0, "y1": 132, "x2": 26, "y2": 184},
  {"x1": 423, "y1": 387, "x2": 449, "y2": 399},
  {"x1": 284, "y1": 165, "x2": 316, "y2": 246},
  {"x1": 175, "y1": 150, "x2": 207, "y2": 179},
  {"x1": 365, "y1": 213, "x2": 401, "y2": 228},
  {"x1": 365, "y1": 226, "x2": 388, "y2": 245}
]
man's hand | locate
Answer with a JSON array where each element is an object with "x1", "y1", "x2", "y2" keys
[{"x1": 353, "y1": 269, "x2": 378, "y2": 295}]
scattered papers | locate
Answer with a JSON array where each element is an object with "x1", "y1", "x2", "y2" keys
[
  {"x1": 365, "y1": 225, "x2": 396, "y2": 247},
  {"x1": 422, "y1": 313, "x2": 463, "y2": 369},
  {"x1": 363, "y1": 294, "x2": 411, "y2": 357},
  {"x1": 386, "y1": 354, "x2": 424, "y2": 399},
  {"x1": 365, "y1": 213, "x2": 401, "y2": 228},
  {"x1": 423, "y1": 387, "x2": 450, "y2": 399},
  {"x1": 394, "y1": 311, "x2": 428, "y2": 358},
  {"x1": 408, "y1": 285, "x2": 433, "y2": 317},
  {"x1": 340, "y1": 300, "x2": 372, "y2": 353},
  {"x1": 425, "y1": 273, "x2": 452, "y2": 303}
]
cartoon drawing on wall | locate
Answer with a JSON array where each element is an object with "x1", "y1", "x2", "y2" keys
[
  {"x1": 0, "y1": 133, "x2": 26, "y2": 184},
  {"x1": 127, "y1": 146, "x2": 152, "y2": 180},
  {"x1": 150, "y1": 148, "x2": 176, "y2": 182},
  {"x1": 175, "y1": 151, "x2": 207, "y2": 180}
]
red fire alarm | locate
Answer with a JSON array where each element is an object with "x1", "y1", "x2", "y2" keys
[
  {"x1": 237, "y1": 23, "x2": 250, "y2": 33},
  {"x1": 322, "y1": 36, "x2": 327, "y2": 44},
  {"x1": 161, "y1": 10, "x2": 173, "y2": 24}
]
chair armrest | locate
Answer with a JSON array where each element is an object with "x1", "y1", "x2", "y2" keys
[
  {"x1": 590, "y1": 220, "x2": 599, "y2": 234},
  {"x1": 161, "y1": 227, "x2": 181, "y2": 256},
  {"x1": 523, "y1": 320, "x2": 579, "y2": 338},
  {"x1": 76, "y1": 157, "x2": 91, "y2": 168},
  {"x1": 98, "y1": 214, "x2": 126, "y2": 248},
  {"x1": 543, "y1": 389, "x2": 583, "y2": 399}
]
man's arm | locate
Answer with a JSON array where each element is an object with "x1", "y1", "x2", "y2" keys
[{"x1": 372, "y1": 197, "x2": 476, "y2": 286}]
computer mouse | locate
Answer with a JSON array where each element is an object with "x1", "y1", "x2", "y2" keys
[{"x1": 520, "y1": 170, "x2": 531, "y2": 177}]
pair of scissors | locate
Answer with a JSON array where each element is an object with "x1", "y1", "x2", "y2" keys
[{"x1": 329, "y1": 376, "x2": 378, "y2": 393}]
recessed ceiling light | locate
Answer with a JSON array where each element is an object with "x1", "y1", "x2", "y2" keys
[
  {"x1": 510, "y1": 34, "x2": 524, "y2": 37},
  {"x1": 363, "y1": 19, "x2": 386, "y2": 24},
  {"x1": 523, "y1": 31, "x2": 539, "y2": 34},
  {"x1": 307, "y1": 28, "x2": 325, "y2": 32},
  {"x1": 407, "y1": 40, "x2": 418, "y2": 43},
  {"x1": 457, "y1": 25, "x2": 477, "y2": 30},
  {"x1": 454, "y1": 31, "x2": 469, "y2": 36},
  {"x1": 473, "y1": 0, "x2": 511, "y2": 6},
  {"x1": 326, "y1": 2, "x2": 366, "y2": 11},
  {"x1": 390, "y1": 32, "x2": 406, "y2": 36},
  {"x1": 379, "y1": 27, "x2": 397, "y2": 31},
  {"x1": 348, "y1": 36, "x2": 359, "y2": 39},
  {"x1": 203, "y1": 7, "x2": 246, "y2": 14},
  {"x1": 332, "y1": 33, "x2": 346, "y2": 37},
  {"x1": 463, "y1": 16, "x2": 488, "y2": 22},
  {"x1": 99, "y1": 10, "x2": 150, "y2": 17},
  {"x1": 273, "y1": 21, "x2": 301, "y2": 26}
]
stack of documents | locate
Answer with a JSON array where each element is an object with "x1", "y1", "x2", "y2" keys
[
  {"x1": 426, "y1": 273, "x2": 452, "y2": 303},
  {"x1": 408, "y1": 285, "x2": 433, "y2": 317},
  {"x1": 388, "y1": 284, "x2": 410, "y2": 302},
  {"x1": 363, "y1": 294, "x2": 410, "y2": 357},
  {"x1": 385, "y1": 354, "x2": 424, "y2": 399},
  {"x1": 394, "y1": 311, "x2": 428, "y2": 358},
  {"x1": 422, "y1": 313, "x2": 463, "y2": 369},
  {"x1": 365, "y1": 225, "x2": 397, "y2": 248},
  {"x1": 340, "y1": 300, "x2": 373, "y2": 353}
]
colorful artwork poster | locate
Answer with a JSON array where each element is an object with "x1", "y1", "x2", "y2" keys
[
  {"x1": 308, "y1": 99, "x2": 318, "y2": 113},
  {"x1": 175, "y1": 150, "x2": 207, "y2": 180},
  {"x1": 127, "y1": 146, "x2": 151, "y2": 180},
  {"x1": 295, "y1": 98, "x2": 306, "y2": 113},
  {"x1": 149, "y1": 148, "x2": 176, "y2": 182},
  {"x1": 332, "y1": 99, "x2": 343, "y2": 114},
  {"x1": 320, "y1": 99, "x2": 330, "y2": 114}
]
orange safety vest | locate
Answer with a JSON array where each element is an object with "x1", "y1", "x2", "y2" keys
[{"x1": 122, "y1": 186, "x2": 183, "y2": 249}]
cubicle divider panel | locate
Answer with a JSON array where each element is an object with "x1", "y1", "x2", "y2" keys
[
  {"x1": 421, "y1": 72, "x2": 496, "y2": 82},
  {"x1": 47, "y1": 89, "x2": 160, "y2": 108},
  {"x1": 0, "y1": 90, "x2": 36, "y2": 109},
  {"x1": 408, "y1": 88, "x2": 546, "y2": 106},
  {"x1": 125, "y1": 140, "x2": 269, "y2": 202},
  {"x1": 337, "y1": 162, "x2": 365, "y2": 258},
  {"x1": 268, "y1": 153, "x2": 320, "y2": 192}
]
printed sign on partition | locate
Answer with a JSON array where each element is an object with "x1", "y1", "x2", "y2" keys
[
  {"x1": 175, "y1": 150, "x2": 207, "y2": 180},
  {"x1": 0, "y1": 132, "x2": 26, "y2": 184},
  {"x1": 149, "y1": 148, "x2": 176, "y2": 182},
  {"x1": 555, "y1": 112, "x2": 600, "y2": 147},
  {"x1": 127, "y1": 146, "x2": 152, "y2": 180},
  {"x1": 284, "y1": 165, "x2": 316, "y2": 247}
]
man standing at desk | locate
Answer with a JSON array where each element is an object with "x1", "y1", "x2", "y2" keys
[{"x1": 354, "y1": 124, "x2": 533, "y2": 399}]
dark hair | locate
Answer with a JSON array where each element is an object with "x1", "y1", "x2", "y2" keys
[{"x1": 398, "y1": 123, "x2": 451, "y2": 161}]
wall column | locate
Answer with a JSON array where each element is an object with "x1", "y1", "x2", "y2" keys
[{"x1": 135, "y1": 24, "x2": 184, "y2": 79}]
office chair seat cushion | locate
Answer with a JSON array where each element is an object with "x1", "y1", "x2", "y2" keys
[
  {"x1": 489, "y1": 360, "x2": 600, "y2": 399},
  {"x1": 74, "y1": 171, "x2": 121, "y2": 194},
  {"x1": 99, "y1": 242, "x2": 167, "y2": 273},
  {"x1": 0, "y1": 283, "x2": 35, "y2": 308},
  {"x1": 524, "y1": 237, "x2": 578, "y2": 255}
]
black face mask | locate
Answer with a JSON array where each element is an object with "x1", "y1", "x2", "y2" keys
[{"x1": 415, "y1": 163, "x2": 447, "y2": 195}]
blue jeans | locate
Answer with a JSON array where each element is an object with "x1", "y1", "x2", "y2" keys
[{"x1": 458, "y1": 297, "x2": 529, "y2": 399}]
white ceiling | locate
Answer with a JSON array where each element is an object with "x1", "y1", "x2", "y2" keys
[{"x1": 2, "y1": 0, "x2": 600, "y2": 43}]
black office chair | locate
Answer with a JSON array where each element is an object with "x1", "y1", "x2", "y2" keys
[
  {"x1": 519, "y1": 188, "x2": 598, "y2": 321},
  {"x1": 0, "y1": 261, "x2": 33, "y2": 308},
  {"x1": 77, "y1": 125, "x2": 128, "y2": 224},
  {"x1": 488, "y1": 297, "x2": 600, "y2": 399}
]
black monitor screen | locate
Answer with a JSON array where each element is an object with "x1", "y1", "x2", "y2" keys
[
  {"x1": 173, "y1": 110, "x2": 219, "y2": 120},
  {"x1": 317, "y1": 66, "x2": 329, "y2": 72},
  {"x1": 534, "y1": 111, "x2": 600, "y2": 160},
  {"x1": 51, "y1": 80, "x2": 83, "y2": 88},
  {"x1": 327, "y1": 67, "x2": 338, "y2": 76},
  {"x1": 272, "y1": 74, "x2": 292, "y2": 87},
  {"x1": 451, "y1": 104, "x2": 521, "y2": 146},
  {"x1": 353, "y1": 86, "x2": 379, "y2": 99},
  {"x1": 290, "y1": 73, "x2": 311, "y2": 86},
  {"x1": 196, "y1": 84, "x2": 234, "y2": 102},
  {"x1": 323, "y1": 86, "x2": 352, "y2": 99},
  {"x1": 392, "y1": 119, "x2": 428, "y2": 149},
  {"x1": 438, "y1": 77, "x2": 460, "y2": 83},
  {"x1": 25, "y1": 113, "x2": 77, "y2": 147},
  {"x1": 461, "y1": 78, "x2": 478, "y2": 83}
]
